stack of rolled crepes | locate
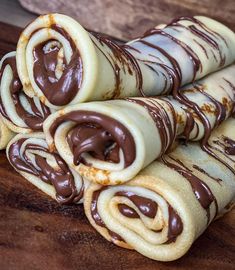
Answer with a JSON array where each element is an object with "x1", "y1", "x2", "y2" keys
[{"x1": 1, "y1": 13, "x2": 235, "y2": 261}]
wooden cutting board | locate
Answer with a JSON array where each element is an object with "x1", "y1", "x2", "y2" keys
[{"x1": 0, "y1": 21, "x2": 234, "y2": 270}]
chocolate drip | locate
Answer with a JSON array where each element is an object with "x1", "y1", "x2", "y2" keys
[
  {"x1": 212, "y1": 136, "x2": 235, "y2": 159},
  {"x1": 8, "y1": 138, "x2": 82, "y2": 204},
  {"x1": 192, "y1": 164, "x2": 222, "y2": 184},
  {"x1": 143, "y1": 28, "x2": 201, "y2": 81},
  {"x1": 164, "y1": 18, "x2": 234, "y2": 168},
  {"x1": 50, "y1": 110, "x2": 136, "y2": 167},
  {"x1": 222, "y1": 136, "x2": 235, "y2": 155},
  {"x1": 173, "y1": 81, "x2": 235, "y2": 176},
  {"x1": 170, "y1": 16, "x2": 225, "y2": 67},
  {"x1": 162, "y1": 156, "x2": 218, "y2": 223},
  {"x1": 0, "y1": 56, "x2": 51, "y2": 130},
  {"x1": 137, "y1": 16, "x2": 229, "y2": 95},
  {"x1": 181, "y1": 108, "x2": 199, "y2": 141},
  {"x1": 92, "y1": 32, "x2": 144, "y2": 97},
  {"x1": 139, "y1": 40, "x2": 182, "y2": 89},
  {"x1": 33, "y1": 25, "x2": 83, "y2": 106},
  {"x1": 171, "y1": 16, "x2": 228, "y2": 48},
  {"x1": 127, "y1": 98, "x2": 176, "y2": 156},
  {"x1": 167, "y1": 204, "x2": 183, "y2": 243}
]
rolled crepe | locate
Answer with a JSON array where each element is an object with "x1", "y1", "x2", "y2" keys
[
  {"x1": 6, "y1": 132, "x2": 90, "y2": 204},
  {"x1": 0, "y1": 52, "x2": 52, "y2": 133},
  {"x1": 0, "y1": 118, "x2": 15, "y2": 150},
  {"x1": 43, "y1": 64, "x2": 235, "y2": 185},
  {"x1": 84, "y1": 117, "x2": 235, "y2": 261},
  {"x1": 16, "y1": 14, "x2": 235, "y2": 109}
]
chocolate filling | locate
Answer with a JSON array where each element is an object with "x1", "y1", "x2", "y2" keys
[
  {"x1": 49, "y1": 110, "x2": 136, "y2": 167},
  {"x1": 33, "y1": 25, "x2": 83, "y2": 106},
  {"x1": 91, "y1": 188, "x2": 183, "y2": 243},
  {"x1": 0, "y1": 56, "x2": 51, "y2": 130},
  {"x1": 115, "y1": 191, "x2": 158, "y2": 218},
  {"x1": 8, "y1": 138, "x2": 83, "y2": 204},
  {"x1": 91, "y1": 188, "x2": 124, "y2": 242}
]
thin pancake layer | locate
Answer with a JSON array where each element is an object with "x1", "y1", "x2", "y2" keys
[
  {"x1": 17, "y1": 14, "x2": 235, "y2": 109},
  {"x1": 6, "y1": 132, "x2": 90, "y2": 204},
  {"x1": 0, "y1": 51, "x2": 52, "y2": 133},
  {"x1": 0, "y1": 118, "x2": 15, "y2": 150},
  {"x1": 43, "y1": 65, "x2": 235, "y2": 185},
  {"x1": 84, "y1": 118, "x2": 235, "y2": 261}
]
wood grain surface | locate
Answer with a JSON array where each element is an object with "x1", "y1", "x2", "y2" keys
[
  {"x1": 0, "y1": 21, "x2": 234, "y2": 270},
  {"x1": 19, "y1": 0, "x2": 235, "y2": 40}
]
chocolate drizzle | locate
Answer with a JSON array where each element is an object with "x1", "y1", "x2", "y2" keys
[
  {"x1": 212, "y1": 136, "x2": 235, "y2": 162},
  {"x1": 172, "y1": 81, "x2": 235, "y2": 175},
  {"x1": 49, "y1": 110, "x2": 136, "y2": 167},
  {"x1": 143, "y1": 27, "x2": 202, "y2": 81},
  {"x1": 8, "y1": 138, "x2": 83, "y2": 204},
  {"x1": 162, "y1": 156, "x2": 218, "y2": 223},
  {"x1": 170, "y1": 16, "x2": 226, "y2": 67},
  {"x1": 92, "y1": 32, "x2": 144, "y2": 97},
  {"x1": 127, "y1": 98, "x2": 177, "y2": 156},
  {"x1": 128, "y1": 16, "x2": 229, "y2": 95},
  {"x1": 144, "y1": 17, "x2": 235, "y2": 175},
  {"x1": 0, "y1": 56, "x2": 51, "y2": 130},
  {"x1": 33, "y1": 25, "x2": 83, "y2": 106},
  {"x1": 220, "y1": 136, "x2": 235, "y2": 155}
]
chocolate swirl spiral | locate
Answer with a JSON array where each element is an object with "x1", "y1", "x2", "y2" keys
[
  {"x1": 6, "y1": 133, "x2": 87, "y2": 204},
  {"x1": 0, "y1": 52, "x2": 51, "y2": 133}
]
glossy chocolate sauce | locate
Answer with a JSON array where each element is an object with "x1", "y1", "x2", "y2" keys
[
  {"x1": 221, "y1": 136, "x2": 235, "y2": 155},
  {"x1": 142, "y1": 26, "x2": 201, "y2": 82},
  {"x1": 212, "y1": 136, "x2": 235, "y2": 162},
  {"x1": 91, "y1": 187, "x2": 183, "y2": 243},
  {"x1": 33, "y1": 25, "x2": 83, "y2": 106},
  {"x1": 127, "y1": 97, "x2": 176, "y2": 156},
  {"x1": 181, "y1": 108, "x2": 199, "y2": 142},
  {"x1": 192, "y1": 164, "x2": 222, "y2": 184},
  {"x1": 170, "y1": 16, "x2": 226, "y2": 67},
  {"x1": 0, "y1": 56, "x2": 51, "y2": 130},
  {"x1": 8, "y1": 138, "x2": 83, "y2": 204},
  {"x1": 91, "y1": 32, "x2": 144, "y2": 98},
  {"x1": 173, "y1": 82, "x2": 235, "y2": 176},
  {"x1": 49, "y1": 110, "x2": 136, "y2": 167},
  {"x1": 115, "y1": 191, "x2": 158, "y2": 218},
  {"x1": 166, "y1": 205, "x2": 183, "y2": 243},
  {"x1": 136, "y1": 16, "x2": 228, "y2": 94},
  {"x1": 162, "y1": 156, "x2": 218, "y2": 223},
  {"x1": 91, "y1": 188, "x2": 124, "y2": 242}
]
